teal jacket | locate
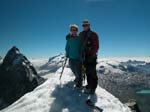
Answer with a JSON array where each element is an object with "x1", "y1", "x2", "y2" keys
[{"x1": 65, "y1": 34, "x2": 82, "y2": 60}]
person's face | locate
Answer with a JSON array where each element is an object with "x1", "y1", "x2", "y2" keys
[
  {"x1": 82, "y1": 24, "x2": 90, "y2": 31},
  {"x1": 71, "y1": 28, "x2": 78, "y2": 35}
]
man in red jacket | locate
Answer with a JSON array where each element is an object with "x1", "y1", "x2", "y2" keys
[{"x1": 80, "y1": 20, "x2": 99, "y2": 94}]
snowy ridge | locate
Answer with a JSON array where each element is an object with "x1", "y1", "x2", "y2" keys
[{"x1": 1, "y1": 67, "x2": 131, "y2": 112}]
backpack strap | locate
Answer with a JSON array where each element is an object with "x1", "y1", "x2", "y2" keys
[
  {"x1": 81, "y1": 31, "x2": 92, "y2": 61},
  {"x1": 66, "y1": 33, "x2": 71, "y2": 40},
  {"x1": 82, "y1": 31, "x2": 92, "y2": 49}
]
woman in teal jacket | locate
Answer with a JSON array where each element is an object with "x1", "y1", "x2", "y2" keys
[{"x1": 65, "y1": 24, "x2": 83, "y2": 88}]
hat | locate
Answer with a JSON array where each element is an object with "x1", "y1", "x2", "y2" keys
[{"x1": 69, "y1": 24, "x2": 79, "y2": 30}]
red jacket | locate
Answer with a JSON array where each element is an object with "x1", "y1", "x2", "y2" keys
[{"x1": 79, "y1": 29, "x2": 99, "y2": 56}]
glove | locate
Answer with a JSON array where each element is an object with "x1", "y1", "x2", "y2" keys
[
  {"x1": 65, "y1": 53, "x2": 69, "y2": 58},
  {"x1": 82, "y1": 64, "x2": 86, "y2": 74}
]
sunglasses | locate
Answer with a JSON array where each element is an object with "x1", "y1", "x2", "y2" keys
[
  {"x1": 71, "y1": 29, "x2": 77, "y2": 32},
  {"x1": 82, "y1": 24, "x2": 89, "y2": 27}
]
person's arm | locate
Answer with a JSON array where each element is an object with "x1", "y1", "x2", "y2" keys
[
  {"x1": 91, "y1": 32, "x2": 99, "y2": 55},
  {"x1": 65, "y1": 39, "x2": 70, "y2": 57}
]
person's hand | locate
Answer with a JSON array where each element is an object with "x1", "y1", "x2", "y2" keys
[
  {"x1": 65, "y1": 54, "x2": 69, "y2": 58},
  {"x1": 82, "y1": 64, "x2": 86, "y2": 73}
]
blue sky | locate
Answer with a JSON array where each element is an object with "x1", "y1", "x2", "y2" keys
[{"x1": 0, "y1": 0, "x2": 150, "y2": 58}]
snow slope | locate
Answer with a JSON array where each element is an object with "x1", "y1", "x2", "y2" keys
[{"x1": 1, "y1": 67, "x2": 131, "y2": 112}]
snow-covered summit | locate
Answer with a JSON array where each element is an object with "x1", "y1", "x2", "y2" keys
[{"x1": 1, "y1": 67, "x2": 131, "y2": 112}]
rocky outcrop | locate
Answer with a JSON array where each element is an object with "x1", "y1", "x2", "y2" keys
[
  {"x1": 125, "y1": 101, "x2": 141, "y2": 112},
  {"x1": 0, "y1": 46, "x2": 45, "y2": 110}
]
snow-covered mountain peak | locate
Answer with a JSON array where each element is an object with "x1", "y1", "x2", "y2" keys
[
  {"x1": 38, "y1": 54, "x2": 66, "y2": 75},
  {"x1": 48, "y1": 53, "x2": 65, "y2": 63}
]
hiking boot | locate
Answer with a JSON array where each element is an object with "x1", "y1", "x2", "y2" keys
[
  {"x1": 75, "y1": 82, "x2": 83, "y2": 89},
  {"x1": 85, "y1": 85, "x2": 90, "y2": 89},
  {"x1": 74, "y1": 78, "x2": 78, "y2": 83}
]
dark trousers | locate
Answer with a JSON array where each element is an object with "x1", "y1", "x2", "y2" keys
[
  {"x1": 84, "y1": 55, "x2": 98, "y2": 91},
  {"x1": 69, "y1": 59, "x2": 82, "y2": 84}
]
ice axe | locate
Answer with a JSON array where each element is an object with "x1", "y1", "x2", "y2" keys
[{"x1": 59, "y1": 57, "x2": 68, "y2": 80}]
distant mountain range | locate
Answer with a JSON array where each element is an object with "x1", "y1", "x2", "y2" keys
[{"x1": 39, "y1": 55, "x2": 150, "y2": 75}]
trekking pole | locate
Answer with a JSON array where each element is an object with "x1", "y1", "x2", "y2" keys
[
  {"x1": 59, "y1": 57, "x2": 68, "y2": 80},
  {"x1": 82, "y1": 64, "x2": 86, "y2": 84},
  {"x1": 83, "y1": 73, "x2": 86, "y2": 84}
]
